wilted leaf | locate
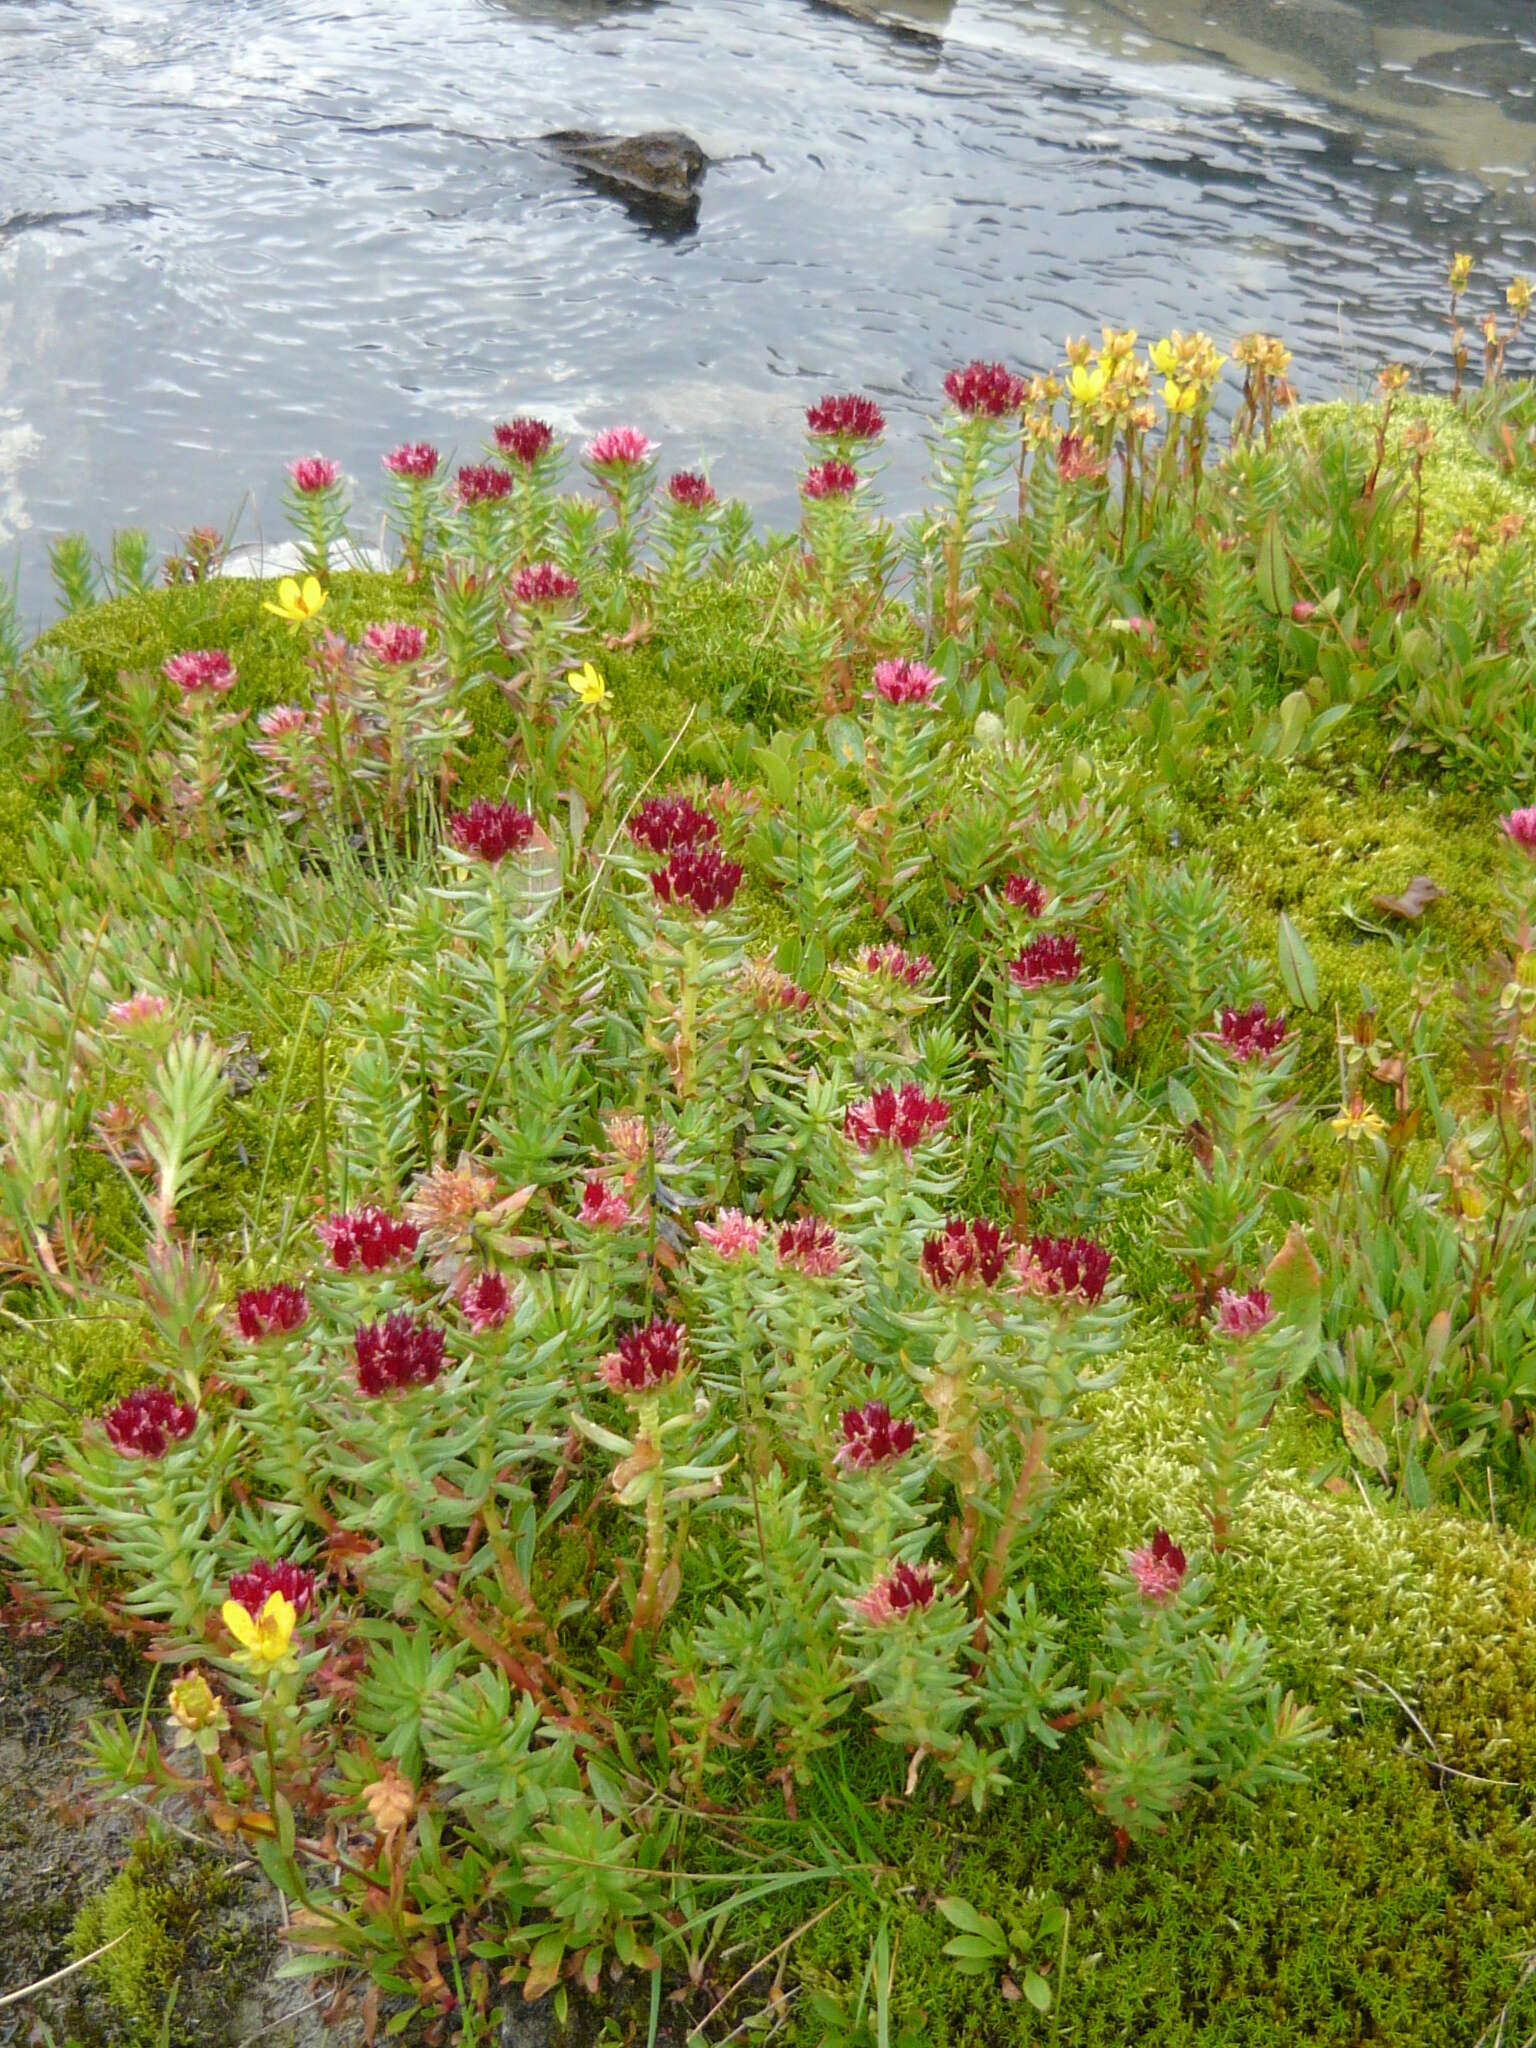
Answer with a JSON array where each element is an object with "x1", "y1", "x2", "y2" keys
[
  {"x1": 1340, "y1": 1400, "x2": 1389, "y2": 1476},
  {"x1": 1264, "y1": 1225, "x2": 1322, "y2": 1355},
  {"x1": 1371, "y1": 876, "x2": 1443, "y2": 922}
]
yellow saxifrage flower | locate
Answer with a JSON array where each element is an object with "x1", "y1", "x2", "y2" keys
[
  {"x1": 567, "y1": 661, "x2": 607, "y2": 708},
  {"x1": 263, "y1": 575, "x2": 327, "y2": 629},
  {"x1": 1510, "y1": 277, "x2": 1534, "y2": 321},
  {"x1": 221, "y1": 1590, "x2": 298, "y2": 1672},
  {"x1": 1162, "y1": 380, "x2": 1200, "y2": 417},
  {"x1": 1449, "y1": 251, "x2": 1473, "y2": 295},
  {"x1": 1330, "y1": 1097, "x2": 1388, "y2": 1146},
  {"x1": 1068, "y1": 361, "x2": 1108, "y2": 408}
]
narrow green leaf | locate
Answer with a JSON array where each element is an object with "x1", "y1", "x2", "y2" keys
[{"x1": 1276, "y1": 912, "x2": 1320, "y2": 1013}]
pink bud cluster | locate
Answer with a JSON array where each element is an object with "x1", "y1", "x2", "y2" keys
[{"x1": 843, "y1": 1084, "x2": 950, "y2": 1155}]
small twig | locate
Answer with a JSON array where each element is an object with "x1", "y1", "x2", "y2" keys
[
  {"x1": 0, "y1": 1930, "x2": 130, "y2": 2009},
  {"x1": 1353, "y1": 1671, "x2": 1519, "y2": 1788},
  {"x1": 687, "y1": 1896, "x2": 843, "y2": 2043}
]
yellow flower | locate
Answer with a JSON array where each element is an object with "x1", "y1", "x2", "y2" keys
[
  {"x1": 168, "y1": 1670, "x2": 229, "y2": 1755},
  {"x1": 1509, "y1": 276, "x2": 1533, "y2": 321},
  {"x1": 1068, "y1": 361, "x2": 1108, "y2": 408},
  {"x1": 567, "y1": 661, "x2": 607, "y2": 708},
  {"x1": 1100, "y1": 325, "x2": 1138, "y2": 362},
  {"x1": 1149, "y1": 337, "x2": 1179, "y2": 378},
  {"x1": 1330, "y1": 1097, "x2": 1388, "y2": 1146},
  {"x1": 262, "y1": 575, "x2": 327, "y2": 629},
  {"x1": 221, "y1": 1591, "x2": 298, "y2": 1672},
  {"x1": 1162, "y1": 379, "x2": 1200, "y2": 417},
  {"x1": 1449, "y1": 251, "x2": 1473, "y2": 295}
]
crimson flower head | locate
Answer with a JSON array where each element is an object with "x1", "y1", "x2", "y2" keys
[
  {"x1": 667, "y1": 470, "x2": 717, "y2": 510},
  {"x1": 1010, "y1": 933, "x2": 1082, "y2": 989},
  {"x1": 944, "y1": 361, "x2": 1026, "y2": 418},
  {"x1": 801, "y1": 459, "x2": 858, "y2": 501},
  {"x1": 459, "y1": 1269, "x2": 514, "y2": 1333},
  {"x1": 652, "y1": 845, "x2": 743, "y2": 916},
  {"x1": 776, "y1": 1216, "x2": 845, "y2": 1277},
  {"x1": 363, "y1": 623, "x2": 427, "y2": 666},
  {"x1": 1016, "y1": 1234, "x2": 1111, "y2": 1306},
  {"x1": 455, "y1": 463, "x2": 513, "y2": 506},
  {"x1": 629, "y1": 794, "x2": 718, "y2": 857},
  {"x1": 1215, "y1": 1287, "x2": 1274, "y2": 1338},
  {"x1": 851, "y1": 1562, "x2": 936, "y2": 1625},
  {"x1": 579, "y1": 1178, "x2": 632, "y2": 1230},
  {"x1": 1218, "y1": 1002, "x2": 1287, "y2": 1062},
  {"x1": 602, "y1": 1317, "x2": 686, "y2": 1394},
  {"x1": 806, "y1": 392, "x2": 885, "y2": 442},
  {"x1": 585, "y1": 426, "x2": 657, "y2": 468},
  {"x1": 510, "y1": 560, "x2": 580, "y2": 607},
  {"x1": 1001, "y1": 873, "x2": 1047, "y2": 915},
  {"x1": 103, "y1": 1387, "x2": 197, "y2": 1458},
  {"x1": 447, "y1": 799, "x2": 537, "y2": 865},
  {"x1": 163, "y1": 650, "x2": 236, "y2": 699},
  {"x1": 493, "y1": 417, "x2": 556, "y2": 466},
  {"x1": 228, "y1": 1559, "x2": 317, "y2": 1620},
  {"x1": 837, "y1": 1401, "x2": 916, "y2": 1470},
  {"x1": 355, "y1": 1312, "x2": 446, "y2": 1396},
  {"x1": 921, "y1": 1217, "x2": 1008, "y2": 1291},
  {"x1": 1502, "y1": 807, "x2": 1536, "y2": 856},
  {"x1": 289, "y1": 456, "x2": 342, "y2": 494},
  {"x1": 1127, "y1": 1528, "x2": 1187, "y2": 1605},
  {"x1": 316, "y1": 1206, "x2": 420, "y2": 1274},
  {"x1": 236, "y1": 1284, "x2": 309, "y2": 1342},
  {"x1": 844, "y1": 1084, "x2": 950, "y2": 1156},
  {"x1": 1057, "y1": 433, "x2": 1107, "y2": 483},
  {"x1": 871, "y1": 658, "x2": 938, "y2": 706},
  {"x1": 863, "y1": 945, "x2": 931, "y2": 988},
  {"x1": 383, "y1": 442, "x2": 440, "y2": 481}
]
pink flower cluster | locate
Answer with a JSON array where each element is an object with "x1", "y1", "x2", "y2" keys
[
  {"x1": 871, "y1": 658, "x2": 939, "y2": 706},
  {"x1": 806, "y1": 393, "x2": 886, "y2": 442},
  {"x1": 1009, "y1": 933, "x2": 1082, "y2": 988},
  {"x1": 355, "y1": 1312, "x2": 446, "y2": 1395},
  {"x1": 1501, "y1": 807, "x2": 1536, "y2": 856},
  {"x1": 316, "y1": 1207, "x2": 420, "y2": 1274},
  {"x1": 801, "y1": 459, "x2": 858, "y2": 501},
  {"x1": 459, "y1": 1269, "x2": 514, "y2": 1332},
  {"x1": 363, "y1": 623, "x2": 427, "y2": 666},
  {"x1": 1057, "y1": 433, "x2": 1107, "y2": 484},
  {"x1": 236, "y1": 1284, "x2": 309, "y2": 1342},
  {"x1": 1001, "y1": 873, "x2": 1046, "y2": 915},
  {"x1": 602, "y1": 1317, "x2": 686, "y2": 1393},
  {"x1": 289, "y1": 456, "x2": 342, "y2": 494},
  {"x1": 921, "y1": 1217, "x2": 1008, "y2": 1291},
  {"x1": 863, "y1": 945, "x2": 931, "y2": 988},
  {"x1": 585, "y1": 426, "x2": 657, "y2": 469},
  {"x1": 852, "y1": 1562, "x2": 936, "y2": 1624},
  {"x1": 944, "y1": 361, "x2": 1026, "y2": 418},
  {"x1": 776, "y1": 1216, "x2": 844, "y2": 1276},
  {"x1": 652, "y1": 844, "x2": 744, "y2": 916},
  {"x1": 103, "y1": 1387, "x2": 197, "y2": 1458},
  {"x1": 511, "y1": 561, "x2": 580, "y2": 607},
  {"x1": 228, "y1": 1559, "x2": 317, "y2": 1620},
  {"x1": 494, "y1": 417, "x2": 556, "y2": 466},
  {"x1": 448, "y1": 800, "x2": 537, "y2": 866},
  {"x1": 1218, "y1": 1003, "x2": 1288, "y2": 1062},
  {"x1": 838, "y1": 1400, "x2": 916, "y2": 1470},
  {"x1": 456, "y1": 463, "x2": 513, "y2": 507},
  {"x1": 667, "y1": 470, "x2": 717, "y2": 510},
  {"x1": 843, "y1": 1084, "x2": 950, "y2": 1156},
  {"x1": 383, "y1": 442, "x2": 441, "y2": 481},
  {"x1": 1214, "y1": 1287, "x2": 1274, "y2": 1337},
  {"x1": 1017, "y1": 1234, "x2": 1111, "y2": 1305},
  {"x1": 163, "y1": 650, "x2": 236, "y2": 699},
  {"x1": 629, "y1": 794, "x2": 718, "y2": 856},
  {"x1": 579, "y1": 1179, "x2": 632, "y2": 1230},
  {"x1": 697, "y1": 1208, "x2": 766, "y2": 1261},
  {"x1": 1127, "y1": 1528, "x2": 1187, "y2": 1605}
]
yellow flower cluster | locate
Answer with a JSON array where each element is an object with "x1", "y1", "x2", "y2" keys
[
  {"x1": 221, "y1": 1589, "x2": 299, "y2": 1673},
  {"x1": 1149, "y1": 330, "x2": 1227, "y2": 418}
]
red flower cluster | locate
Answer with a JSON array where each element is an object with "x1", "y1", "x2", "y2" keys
[
  {"x1": 853, "y1": 1561, "x2": 936, "y2": 1624},
  {"x1": 1215, "y1": 1287, "x2": 1274, "y2": 1337},
  {"x1": 838, "y1": 1400, "x2": 916, "y2": 1469},
  {"x1": 652, "y1": 845, "x2": 743, "y2": 915},
  {"x1": 806, "y1": 393, "x2": 886, "y2": 442},
  {"x1": 1009, "y1": 933, "x2": 1082, "y2": 988},
  {"x1": 383, "y1": 442, "x2": 440, "y2": 481},
  {"x1": 943, "y1": 361, "x2": 1026, "y2": 418},
  {"x1": 629, "y1": 793, "x2": 718, "y2": 856},
  {"x1": 1019, "y1": 1235, "x2": 1111, "y2": 1305},
  {"x1": 447, "y1": 799, "x2": 537, "y2": 865},
  {"x1": 316, "y1": 1206, "x2": 420, "y2": 1273},
  {"x1": 871, "y1": 658, "x2": 938, "y2": 706},
  {"x1": 667, "y1": 470, "x2": 717, "y2": 510},
  {"x1": 455, "y1": 463, "x2": 513, "y2": 506},
  {"x1": 228, "y1": 1559, "x2": 317, "y2": 1620},
  {"x1": 1218, "y1": 1003, "x2": 1288, "y2": 1062},
  {"x1": 920, "y1": 1217, "x2": 1008, "y2": 1291},
  {"x1": 602, "y1": 1317, "x2": 686, "y2": 1393},
  {"x1": 579, "y1": 1178, "x2": 632, "y2": 1230},
  {"x1": 864, "y1": 945, "x2": 931, "y2": 987},
  {"x1": 1001, "y1": 873, "x2": 1046, "y2": 915},
  {"x1": 776, "y1": 1216, "x2": 844, "y2": 1276},
  {"x1": 103, "y1": 1387, "x2": 197, "y2": 1458},
  {"x1": 510, "y1": 560, "x2": 580, "y2": 606},
  {"x1": 363, "y1": 623, "x2": 427, "y2": 666},
  {"x1": 355, "y1": 1312, "x2": 446, "y2": 1395},
  {"x1": 844, "y1": 1084, "x2": 950, "y2": 1155},
  {"x1": 1128, "y1": 1528, "x2": 1187, "y2": 1605},
  {"x1": 289, "y1": 455, "x2": 342, "y2": 493},
  {"x1": 801, "y1": 459, "x2": 858, "y2": 500},
  {"x1": 1057, "y1": 433, "x2": 1107, "y2": 483},
  {"x1": 493, "y1": 417, "x2": 556, "y2": 465},
  {"x1": 236, "y1": 1284, "x2": 309, "y2": 1342},
  {"x1": 459, "y1": 1269, "x2": 513, "y2": 1332},
  {"x1": 163, "y1": 650, "x2": 236, "y2": 698}
]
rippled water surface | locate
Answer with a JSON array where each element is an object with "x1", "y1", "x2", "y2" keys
[{"x1": 2, "y1": 0, "x2": 1534, "y2": 621}]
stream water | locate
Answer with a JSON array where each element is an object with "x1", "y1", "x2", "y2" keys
[{"x1": 1, "y1": 0, "x2": 1534, "y2": 625}]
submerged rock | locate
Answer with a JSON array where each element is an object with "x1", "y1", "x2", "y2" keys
[
  {"x1": 812, "y1": 0, "x2": 954, "y2": 39},
  {"x1": 542, "y1": 129, "x2": 707, "y2": 220}
]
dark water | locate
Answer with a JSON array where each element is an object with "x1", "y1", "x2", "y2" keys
[{"x1": 2, "y1": 0, "x2": 1534, "y2": 626}]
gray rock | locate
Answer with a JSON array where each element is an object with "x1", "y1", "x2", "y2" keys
[
  {"x1": 812, "y1": 0, "x2": 954, "y2": 40},
  {"x1": 542, "y1": 128, "x2": 707, "y2": 217}
]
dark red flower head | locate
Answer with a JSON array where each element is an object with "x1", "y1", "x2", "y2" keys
[
  {"x1": 1001, "y1": 873, "x2": 1046, "y2": 915},
  {"x1": 103, "y1": 1386, "x2": 197, "y2": 1458},
  {"x1": 843, "y1": 1084, "x2": 950, "y2": 1155},
  {"x1": 666, "y1": 470, "x2": 717, "y2": 510},
  {"x1": 236, "y1": 1284, "x2": 309, "y2": 1342},
  {"x1": 602, "y1": 1317, "x2": 686, "y2": 1394},
  {"x1": 652, "y1": 845, "x2": 743, "y2": 916},
  {"x1": 776, "y1": 1216, "x2": 845, "y2": 1276},
  {"x1": 801, "y1": 459, "x2": 859, "y2": 501},
  {"x1": 383, "y1": 441, "x2": 441, "y2": 481},
  {"x1": 289, "y1": 456, "x2": 342, "y2": 494},
  {"x1": 459, "y1": 1269, "x2": 514, "y2": 1333},
  {"x1": 921, "y1": 1217, "x2": 1009, "y2": 1291},
  {"x1": 1018, "y1": 1234, "x2": 1111, "y2": 1306},
  {"x1": 1010, "y1": 933, "x2": 1082, "y2": 989},
  {"x1": 510, "y1": 560, "x2": 580, "y2": 606},
  {"x1": 163, "y1": 650, "x2": 236, "y2": 699},
  {"x1": 228, "y1": 1559, "x2": 317, "y2": 1619},
  {"x1": 806, "y1": 393, "x2": 886, "y2": 442},
  {"x1": 363, "y1": 623, "x2": 428, "y2": 666},
  {"x1": 837, "y1": 1401, "x2": 916, "y2": 1470},
  {"x1": 852, "y1": 1562, "x2": 936, "y2": 1624},
  {"x1": 316, "y1": 1207, "x2": 420, "y2": 1274},
  {"x1": 354, "y1": 1311, "x2": 446, "y2": 1396},
  {"x1": 863, "y1": 945, "x2": 932, "y2": 988},
  {"x1": 1128, "y1": 1528, "x2": 1187, "y2": 1604},
  {"x1": 944, "y1": 361, "x2": 1026, "y2": 418},
  {"x1": 629, "y1": 794, "x2": 718, "y2": 857},
  {"x1": 447, "y1": 799, "x2": 537, "y2": 865},
  {"x1": 455, "y1": 463, "x2": 513, "y2": 507},
  {"x1": 493, "y1": 417, "x2": 556, "y2": 466},
  {"x1": 1218, "y1": 1003, "x2": 1288, "y2": 1062}
]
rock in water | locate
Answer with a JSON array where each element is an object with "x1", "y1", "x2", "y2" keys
[{"x1": 542, "y1": 129, "x2": 707, "y2": 220}]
